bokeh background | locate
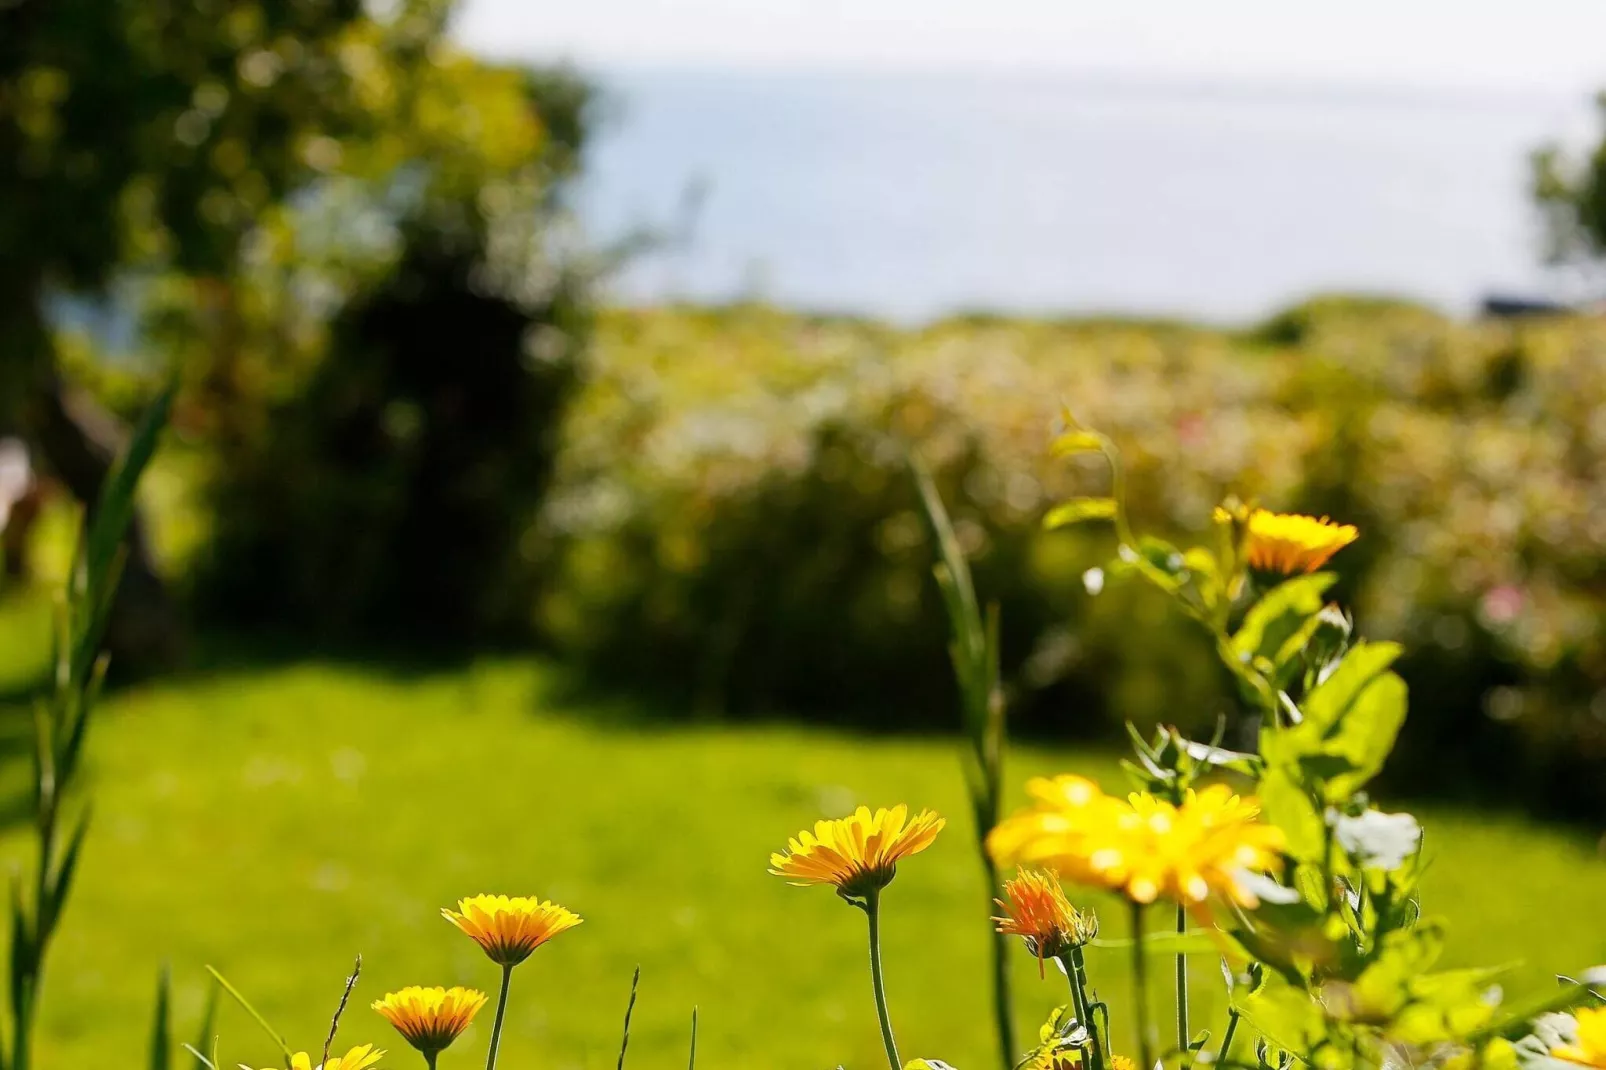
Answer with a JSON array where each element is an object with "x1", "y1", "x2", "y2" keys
[{"x1": 3, "y1": 2, "x2": 1606, "y2": 1067}]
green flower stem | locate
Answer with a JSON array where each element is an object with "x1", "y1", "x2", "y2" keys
[
  {"x1": 1130, "y1": 903, "x2": 1154, "y2": 1070},
  {"x1": 1219, "y1": 1007, "x2": 1241, "y2": 1068},
  {"x1": 864, "y1": 889, "x2": 902, "y2": 1070},
  {"x1": 1062, "y1": 952, "x2": 1100, "y2": 1070},
  {"x1": 1174, "y1": 903, "x2": 1190, "y2": 1056},
  {"x1": 1070, "y1": 945, "x2": 1104, "y2": 1070},
  {"x1": 425, "y1": 1053, "x2": 439, "y2": 1070},
  {"x1": 485, "y1": 963, "x2": 514, "y2": 1070}
]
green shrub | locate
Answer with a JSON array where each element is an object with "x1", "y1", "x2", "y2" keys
[{"x1": 539, "y1": 303, "x2": 1606, "y2": 816}]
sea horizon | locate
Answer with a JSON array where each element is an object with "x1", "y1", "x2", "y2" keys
[{"x1": 578, "y1": 65, "x2": 1601, "y2": 325}]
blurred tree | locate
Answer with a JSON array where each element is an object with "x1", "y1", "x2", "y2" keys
[
  {"x1": 173, "y1": 36, "x2": 598, "y2": 644},
  {"x1": 0, "y1": 0, "x2": 374, "y2": 665},
  {"x1": 3, "y1": 0, "x2": 597, "y2": 658},
  {"x1": 1533, "y1": 93, "x2": 1606, "y2": 273}
]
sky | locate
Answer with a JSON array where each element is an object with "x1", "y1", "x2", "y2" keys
[{"x1": 454, "y1": 1, "x2": 1606, "y2": 95}]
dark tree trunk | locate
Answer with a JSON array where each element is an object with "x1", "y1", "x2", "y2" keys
[{"x1": 2, "y1": 280, "x2": 182, "y2": 673}]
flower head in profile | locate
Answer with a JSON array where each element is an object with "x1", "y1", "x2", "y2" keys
[
  {"x1": 989, "y1": 776, "x2": 1284, "y2": 911},
  {"x1": 1235, "y1": 508, "x2": 1358, "y2": 575},
  {"x1": 993, "y1": 868, "x2": 1097, "y2": 971},
  {"x1": 243, "y1": 1046, "x2": 384, "y2": 1070},
  {"x1": 443, "y1": 895, "x2": 583, "y2": 967},
  {"x1": 373, "y1": 986, "x2": 487, "y2": 1055},
  {"x1": 769, "y1": 805, "x2": 945, "y2": 899},
  {"x1": 1553, "y1": 1007, "x2": 1606, "y2": 1068}
]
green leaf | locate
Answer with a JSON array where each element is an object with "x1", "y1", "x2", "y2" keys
[
  {"x1": 1267, "y1": 641, "x2": 1409, "y2": 805},
  {"x1": 45, "y1": 809, "x2": 92, "y2": 932},
  {"x1": 1231, "y1": 574, "x2": 1336, "y2": 672},
  {"x1": 1256, "y1": 745, "x2": 1326, "y2": 862},
  {"x1": 1044, "y1": 497, "x2": 1118, "y2": 529},
  {"x1": 1234, "y1": 971, "x2": 1328, "y2": 1057}
]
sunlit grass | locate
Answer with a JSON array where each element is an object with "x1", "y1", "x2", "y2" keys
[{"x1": 10, "y1": 656, "x2": 1601, "y2": 1070}]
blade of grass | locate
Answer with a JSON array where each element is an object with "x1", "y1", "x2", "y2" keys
[{"x1": 205, "y1": 966, "x2": 293, "y2": 1063}]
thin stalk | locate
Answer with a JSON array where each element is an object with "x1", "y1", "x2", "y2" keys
[
  {"x1": 984, "y1": 858, "x2": 1014, "y2": 1070},
  {"x1": 484, "y1": 964, "x2": 514, "y2": 1070},
  {"x1": 1063, "y1": 954, "x2": 1089, "y2": 1029},
  {"x1": 1130, "y1": 904, "x2": 1154, "y2": 1070},
  {"x1": 1219, "y1": 1008, "x2": 1241, "y2": 1068},
  {"x1": 1070, "y1": 946, "x2": 1103, "y2": 1070},
  {"x1": 864, "y1": 889, "x2": 901, "y2": 1070},
  {"x1": 425, "y1": 1054, "x2": 438, "y2": 1070},
  {"x1": 1062, "y1": 953, "x2": 1098, "y2": 1070},
  {"x1": 1174, "y1": 903, "x2": 1189, "y2": 1056}
]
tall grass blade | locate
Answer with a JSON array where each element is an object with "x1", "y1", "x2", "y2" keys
[
  {"x1": 205, "y1": 966, "x2": 293, "y2": 1062},
  {"x1": 150, "y1": 964, "x2": 172, "y2": 1070},
  {"x1": 192, "y1": 974, "x2": 220, "y2": 1069}
]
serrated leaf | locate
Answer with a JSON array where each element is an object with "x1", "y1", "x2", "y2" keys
[{"x1": 1044, "y1": 497, "x2": 1118, "y2": 529}]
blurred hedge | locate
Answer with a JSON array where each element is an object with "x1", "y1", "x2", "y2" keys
[{"x1": 536, "y1": 300, "x2": 1606, "y2": 817}]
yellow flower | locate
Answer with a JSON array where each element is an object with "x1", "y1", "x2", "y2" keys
[
  {"x1": 373, "y1": 986, "x2": 487, "y2": 1054},
  {"x1": 243, "y1": 1046, "x2": 384, "y2": 1070},
  {"x1": 443, "y1": 894, "x2": 583, "y2": 966},
  {"x1": 993, "y1": 868, "x2": 1097, "y2": 969},
  {"x1": 1554, "y1": 1007, "x2": 1606, "y2": 1068},
  {"x1": 769, "y1": 805, "x2": 945, "y2": 898},
  {"x1": 1239, "y1": 509, "x2": 1358, "y2": 575},
  {"x1": 988, "y1": 776, "x2": 1284, "y2": 909}
]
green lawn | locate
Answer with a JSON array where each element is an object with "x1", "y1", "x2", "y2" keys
[{"x1": 1, "y1": 652, "x2": 1597, "y2": 1070}]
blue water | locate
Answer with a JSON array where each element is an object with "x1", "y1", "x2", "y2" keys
[{"x1": 582, "y1": 69, "x2": 1596, "y2": 323}]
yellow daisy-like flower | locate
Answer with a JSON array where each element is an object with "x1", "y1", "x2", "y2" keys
[
  {"x1": 443, "y1": 895, "x2": 583, "y2": 967},
  {"x1": 769, "y1": 805, "x2": 945, "y2": 898},
  {"x1": 1554, "y1": 1006, "x2": 1606, "y2": 1069},
  {"x1": 243, "y1": 1045, "x2": 384, "y2": 1070},
  {"x1": 993, "y1": 868, "x2": 1097, "y2": 970},
  {"x1": 1240, "y1": 508, "x2": 1358, "y2": 575},
  {"x1": 373, "y1": 986, "x2": 487, "y2": 1054},
  {"x1": 988, "y1": 776, "x2": 1285, "y2": 910}
]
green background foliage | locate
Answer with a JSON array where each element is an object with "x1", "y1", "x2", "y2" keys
[{"x1": 536, "y1": 300, "x2": 1606, "y2": 816}]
